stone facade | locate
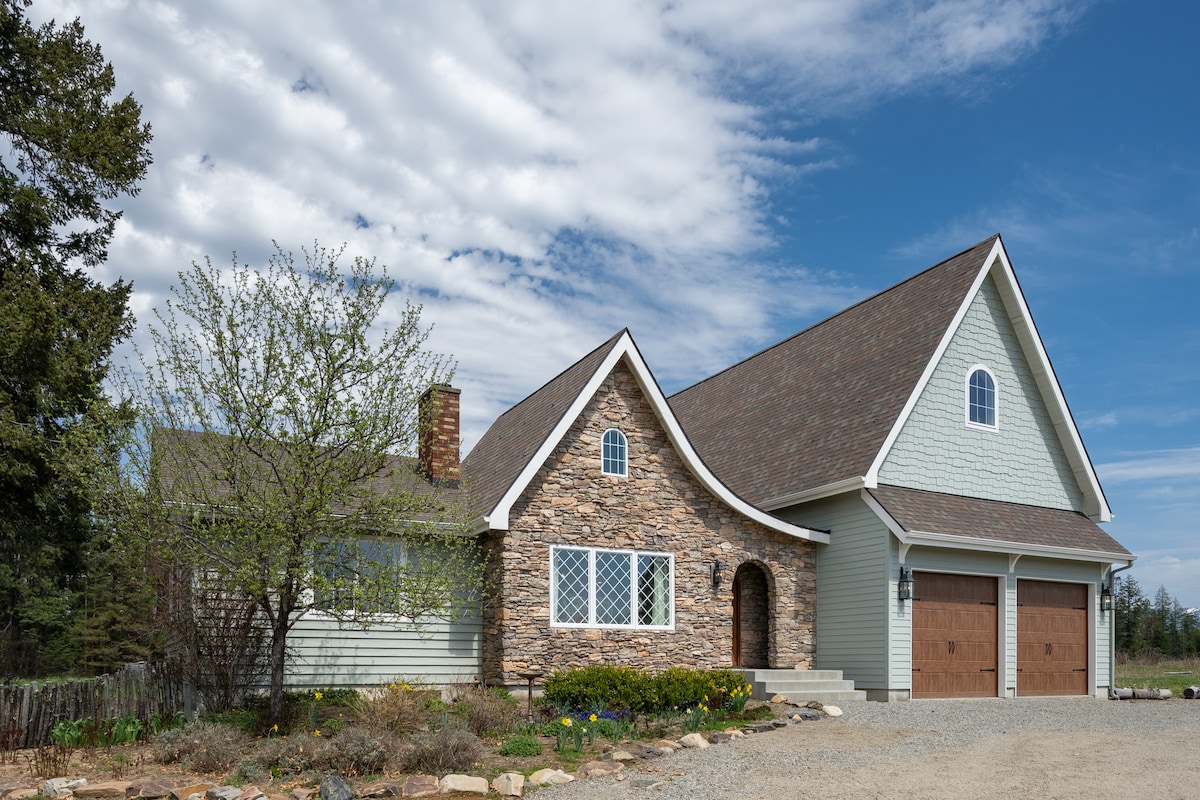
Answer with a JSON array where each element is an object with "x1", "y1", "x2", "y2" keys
[{"x1": 481, "y1": 361, "x2": 816, "y2": 687}]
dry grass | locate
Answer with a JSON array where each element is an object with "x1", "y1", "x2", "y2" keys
[
  {"x1": 350, "y1": 680, "x2": 440, "y2": 735},
  {"x1": 1116, "y1": 656, "x2": 1200, "y2": 696}
]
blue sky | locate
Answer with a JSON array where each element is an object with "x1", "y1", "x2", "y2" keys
[{"x1": 32, "y1": 1, "x2": 1198, "y2": 606}]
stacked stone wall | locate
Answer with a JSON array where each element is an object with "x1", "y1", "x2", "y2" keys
[{"x1": 481, "y1": 362, "x2": 816, "y2": 687}]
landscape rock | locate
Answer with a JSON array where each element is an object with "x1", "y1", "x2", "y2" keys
[
  {"x1": 318, "y1": 777, "x2": 354, "y2": 800},
  {"x1": 679, "y1": 732, "x2": 710, "y2": 749},
  {"x1": 770, "y1": 694, "x2": 789, "y2": 704},
  {"x1": 3, "y1": 791, "x2": 38, "y2": 800},
  {"x1": 171, "y1": 785, "x2": 212, "y2": 800},
  {"x1": 743, "y1": 722, "x2": 777, "y2": 734},
  {"x1": 128, "y1": 780, "x2": 182, "y2": 799},
  {"x1": 399, "y1": 776, "x2": 438, "y2": 798},
  {"x1": 790, "y1": 709, "x2": 822, "y2": 721},
  {"x1": 234, "y1": 788, "x2": 264, "y2": 800},
  {"x1": 709, "y1": 732, "x2": 733, "y2": 744},
  {"x1": 204, "y1": 789, "x2": 241, "y2": 800},
  {"x1": 527, "y1": 769, "x2": 574, "y2": 786},
  {"x1": 436, "y1": 775, "x2": 487, "y2": 795},
  {"x1": 824, "y1": 705, "x2": 843, "y2": 718},
  {"x1": 652, "y1": 739, "x2": 679, "y2": 751},
  {"x1": 576, "y1": 760, "x2": 623, "y2": 778},
  {"x1": 490, "y1": 773, "x2": 523, "y2": 797},
  {"x1": 73, "y1": 782, "x2": 126, "y2": 798},
  {"x1": 43, "y1": 778, "x2": 88, "y2": 798},
  {"x1": 357, "y1": 785, "x2": 397, "y2": 799},
  {"x1": 288, "y1": 791, "x2": 314, "y2": 800},
  {"x1": 610, "y1": 750, "x2": 638, "y2": 762}
]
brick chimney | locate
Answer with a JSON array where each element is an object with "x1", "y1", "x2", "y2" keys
[{"x1": 418, "y1": 384, "x2": 461, "y2": 487}]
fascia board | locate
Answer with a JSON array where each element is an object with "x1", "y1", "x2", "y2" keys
[
  {"x1": 864, "y1": 240, "x2": 999, "y2": 487},
  {"x1": 987, "y1": 251, "x2": 1113, "y2": 522},
  {"x1": 488, "y1": 331, "x2": 829, "y2": 544},
  {"x1": 761, "y1": 476, "x2": 867, "y2": 511},
  {"x1": 862, "y1": 490, "x2": 1133, "y2": 566},
  {"x1": 620, "y1": 336, "x2": 829, "y2": 544}
]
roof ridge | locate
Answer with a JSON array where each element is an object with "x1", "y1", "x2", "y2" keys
[{"x1": 670, "y1": 235, "x2": 999, "y2": 398}]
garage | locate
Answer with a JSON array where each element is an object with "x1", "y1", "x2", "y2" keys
[
  {"x1": 912, "y1": 572, "x2": 998, "y2": 698},
  {"x1": 1017, "y1": 580, "x2": 1089, "y2": 696}
]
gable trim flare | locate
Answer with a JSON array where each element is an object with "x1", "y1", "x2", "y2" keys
[
  {"x1": 480, "y1": 331, "x2": 829, "y2": 544},
  {"x1": 864, "y1": 237, "x2": 1112, "y2": 522}
]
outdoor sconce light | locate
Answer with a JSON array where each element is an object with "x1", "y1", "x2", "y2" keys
[
  {"x1": 711, "y1": 561, "x2": 727, "y2": 589},
  {"x1": 1100, "y1": 583, "x2": 1114, "y2": 612},
  {"x1": 898, "y1": 566, "x2": 914, "y2": 601}
]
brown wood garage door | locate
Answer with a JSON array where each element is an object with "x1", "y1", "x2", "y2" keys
[
  {"x1": 912, "y1": 572, "x2": 998, "y2": 698},
  {"x1": 1017, "y1": 580, "x2": 1088, "y2": 696}
]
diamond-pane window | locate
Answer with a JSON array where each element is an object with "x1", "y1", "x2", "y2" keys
[
  {"x1": 595, "y1": 551, "x2": 632, "y2": 624},
  {"x1": 550, "y1": 546, "x2": 672, "y2": 629},
  {"x1": 552, "y1": 548, "x2": 590, "y2": 624}
]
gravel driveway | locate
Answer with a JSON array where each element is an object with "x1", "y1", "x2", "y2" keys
[{"x1": 535, "y1": 698, "x2": 1200, "y2": 799}]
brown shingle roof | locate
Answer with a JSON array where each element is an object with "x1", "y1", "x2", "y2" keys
[
  {"x1": 669, "y1": 236, "x2": 999, "y2": 505},
  {"x1": 868, "y1": 485, "x2": 1131, "y2": 556},
  {"x1": 462, "y1": 330, "x2": 626, "y2": 519}
]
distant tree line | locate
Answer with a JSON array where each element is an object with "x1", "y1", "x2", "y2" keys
[{"x1": 1115, "y1": 575, "x2": 1200, "y2": 659}]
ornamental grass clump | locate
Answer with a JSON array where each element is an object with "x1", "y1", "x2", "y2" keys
[
  {"x1": 352, "y1": 679, "x2": 439, "y2": 735},
  {"x1": 401, "y1": 726, "x2": 483, "y2": 774}
]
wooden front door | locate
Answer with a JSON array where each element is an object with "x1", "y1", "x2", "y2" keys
[
  {"x1": 1017, "y1": 580, "x2": 1088, "y2": 696},
  {"x1": 733, "y1": 563, "x2": 769, "y2": 668},
  {"x1": 912, "y1": 572, "x2": 998, "y2": 698}
]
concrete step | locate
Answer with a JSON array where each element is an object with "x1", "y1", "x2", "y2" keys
[{"x1": 741, "y1": 668, "x2": 867, "y2": 704}]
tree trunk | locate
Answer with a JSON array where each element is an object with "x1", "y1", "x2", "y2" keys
[{"x1": 268, "y1": 617, "x2": 289, "y2": 725}]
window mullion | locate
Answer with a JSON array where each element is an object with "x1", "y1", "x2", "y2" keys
[
  {"x1": 628, "y1": 553, "x2": 638, "y2": 627},
  {"x1": 588, "y1": 549, "x2": 597, "y2": 625}
]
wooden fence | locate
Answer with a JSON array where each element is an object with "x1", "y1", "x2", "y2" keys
[{"x1": 0, "y1": 662, "x2": 185, "y2": 749}]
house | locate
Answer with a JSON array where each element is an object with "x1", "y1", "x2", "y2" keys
[{"x1": 260, "y1": 234, "x2": 1134, "y2": 700}]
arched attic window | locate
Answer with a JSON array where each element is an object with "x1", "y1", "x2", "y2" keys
[
  {"x1": 602, "y1": 428, "x2": 628, "y2": 476},
  {"x1": 966, "y1": 366, "x2": 997, "y2": 429}
]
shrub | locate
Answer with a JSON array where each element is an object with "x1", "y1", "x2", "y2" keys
[
  {"x1": 401, "y1": 727, "x2": 483, "y2": 774},
  {"x1": 153, "y1": 721, "x2": 248, "y2": 773},
  {"x1": 543, "y1": 665, "x2": 648, "y2": 713},
  {"x1": 449, "y1": 684, "x2": 520, "y2": 737},
  {"x1": 648, "y1": 667, "x2": 719, "y2": 711},
  {"x1": 496, "y1": 733, "x2": 541, "y2": 757},
  {"x1": 353, "y1": 679, "x2": 438, "y2": 735}
]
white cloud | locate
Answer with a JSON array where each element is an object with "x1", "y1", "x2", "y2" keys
[
  {"x1": 30, "y1": 0, "x2": 1086, "y2": 449},
  {"x1": 1098, "y1": 447, "x2": 1200, "y2": 484}
]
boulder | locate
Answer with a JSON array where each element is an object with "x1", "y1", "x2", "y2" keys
[
  {"x1": 72, "y1": 783, "x2": 127, "y2": 799},
  {"x1": 678, "y1": 732, "x2": 710, "y2": 749},
  {"x1": 823, "y1": 705, "x2": 843, "y2": 718},
  {"x1": 436, "y1": 775, "x2": 487, "y2": 795},
  {"x1": 234, "y1": 788, "x2": 264, "y2": 800},
  {"x1": 399, "y1": 777, "x2": 438, "y2": 798},
  {"x1": 288, "y1": 790, "x2": 314, "y2": 800},
  {"x1": 318, "y1": 778, "x2": 354, "y2": 800},
  {"x1": 709, "y1": 732, "x2": 733, "y2": 744},
  {"x1": 770, "y1": 694, "x2": 789, "y2": 704},
  {"x1": 43, "y1": 779, "x2": 87, "y2": 799},
  {"x1": 4, "y1": 791, "x2": 38, "y2": 800},
  {"x1": 527, "y1": 769, "x2": 574, "y2": 786},
  {"x1": 490, "y1": 774, "x2": 523, "y2": 797},
  {"x1": 576, "y1": 760, "x2": 623, "y2": 778},
  {"x1": 357, "y1": 785, "x2": 397, "y2": 799},
  {"x1": 652, "y1": 739, "x2": 679, "y2": 751},
  {"x1": 170, "y1": 786, "x2": 212, "y2": 800},
  {"x1": 204, "y1": 789, "x2": 241, "y2": 800},
  {"x1": 127, "y1": 781, "x2": 182, "y2": 799}
]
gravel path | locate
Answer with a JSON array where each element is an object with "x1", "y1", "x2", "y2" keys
[{"x1": 534, "y1": 698, "x2": 1200, "y2": 799}]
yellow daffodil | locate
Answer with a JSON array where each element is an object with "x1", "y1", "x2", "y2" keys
[
  {"x1": 314, "y1": 691, "x2": 323, "y2": 701},
  {"x1": 314, "y1": 729, "x2": 321, "y2": 736},
  {"x1": 589, "y1": 713, "x2": 597, "y2": 722},
  {"x1": 561, "y1": 717, "x2": 572, "y2": 726},
  {"x1": 271, "y1": 724, "x2": 278, "y2": 732}
]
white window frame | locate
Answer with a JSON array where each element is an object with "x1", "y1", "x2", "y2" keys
[
  {"x1": 311, "y1": 535, "x2": 408, "y2": 617},
  {"x1": 549, "y1": 545, "x2": 674, "y2": 631},
  {"x1": 601, "y1": 428, "x2": 628, "y2": 476},
  {"x1": 964, "y1": 365, "x2": 999, "y2": 431}
]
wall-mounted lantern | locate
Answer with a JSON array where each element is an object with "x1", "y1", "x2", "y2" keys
[
  {"x1": 711, "y1": 561, "x2": 727, "y2": 589},
  {"x1": 898, "y1": 566, "x2": 914, "y2": 601},
  {"x1": 1100, "y1": 583, "x2": 1114, "y2": 612}
]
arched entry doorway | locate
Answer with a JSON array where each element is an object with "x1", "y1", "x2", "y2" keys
[{"x1": 732, "y1": 562, "x2": 770, "y2": 668}]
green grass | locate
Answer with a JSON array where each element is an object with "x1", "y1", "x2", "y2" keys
[{"x1": 1116, "y1": 656, "x2": 1200, "y2": 696}]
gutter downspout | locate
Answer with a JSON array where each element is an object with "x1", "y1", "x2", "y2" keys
[{"x1": 1107, "y1": 562, "x2": 1135, "y2": 699}]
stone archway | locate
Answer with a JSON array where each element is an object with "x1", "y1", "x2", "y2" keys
[{"x1": 732, "y1": 562, "x2": 770, "y2": 668}]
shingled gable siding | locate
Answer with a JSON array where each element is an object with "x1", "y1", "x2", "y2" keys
[
  {"x1": 480, "y1": 362, "x2": 816, "y2": 687},
  {"x1": 878, "y1": 274, "x2": 1086, "y2": 512}
]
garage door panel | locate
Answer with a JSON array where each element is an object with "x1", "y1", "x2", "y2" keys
[
  {"x1": 912, "y1": 572, "x2": 998, "y2": 699},
  {"x1": 1017, "y1": 580, "x2": 1088, "y2": 696}
]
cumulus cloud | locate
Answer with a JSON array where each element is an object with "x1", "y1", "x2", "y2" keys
[{"x1": 32, "y1": 0, "x2": 1085, "y2": 448}]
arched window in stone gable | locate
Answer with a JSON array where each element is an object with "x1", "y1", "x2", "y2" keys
[{"x1": 602, "y1": 428, "x2": 628, "y2": 476}]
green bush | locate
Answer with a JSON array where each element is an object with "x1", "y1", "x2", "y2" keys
[
  {"x1": 544, "y1": 666, "x2": 749, "y2": 716},
  {"x1": 543, "y1": 665, "x2": 648, "y2": 713},
  {"x1": 496, "y1": 733, "x2": 541, "y2": 756}
]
